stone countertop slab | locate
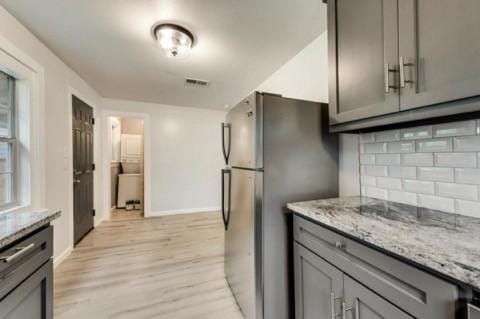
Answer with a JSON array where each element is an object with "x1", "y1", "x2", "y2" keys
[
  {"x1": 0, "y1": 209, "x2": 61, "y2": 249},
  {"x1": 287, "y1": 196, "x2": 480, "y2": 290}
]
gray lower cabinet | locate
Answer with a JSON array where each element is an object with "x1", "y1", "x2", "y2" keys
[
  {"x1": 294, "y1": 243, "x2": 343, "y2": 319},
  {"x1": 294, "y1": 215, "x2": 458, "y2": 319},
  {"x1": 0, "y1": 226, "x2": 54, "y2": 319}
]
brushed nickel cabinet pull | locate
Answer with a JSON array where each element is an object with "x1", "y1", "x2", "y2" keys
[
  {"x1": 330, "y1": 292, "x2": 342, "y2": 319},
  {"x1": 384, "y1": 64, "x2": 398, "y2": 93},
  {"x1": 399, "y1": 56, "x2": 415, "y2": 88},
  {"x1": 0, "y1": 243, "x2": 35, "y2": 263}
]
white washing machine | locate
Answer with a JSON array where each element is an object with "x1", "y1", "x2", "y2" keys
[{"x1": 117, "y1": 173, "x2": 142, "y2": 208}]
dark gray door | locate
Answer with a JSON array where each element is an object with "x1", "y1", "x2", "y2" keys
[
  {"x1": 72, "y1": 95, "x2": 94, "y2": 245},
  {"x1": 294, "y1": 243, "x2": 343, "y2": 319},
  {"x1": 398, "y1": 0, "x2": 480, "y2": 110},
  {"x1": 329, "y1": 0, "x2": 399, "y2": 124},
  {"x1": 0, "y1": 260, "x2": 53, "y2": 319},
  {"x1": 343, "y1": 275, "x2": 414, "y2": 319}
]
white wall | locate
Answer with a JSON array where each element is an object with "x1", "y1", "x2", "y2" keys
[
  {"x1": 0, "y1": 6, "x2": 104, "y2": 262},
  {"x1": 102, "y1": 98, "x2": 226, "y2": 215},
  {"x1": 257, "y1": 32, "x2": 328, "y2": 103}
]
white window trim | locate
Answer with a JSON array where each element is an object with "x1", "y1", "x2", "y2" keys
[{"x1": 0, "y1": 39, "x2": 46, "y2": 214}]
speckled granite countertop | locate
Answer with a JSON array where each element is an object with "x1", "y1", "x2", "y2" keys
[
  {"x1": 287, "y1": 196, "x2": 480, "y2": 290},
  {"x1": 0, "y1": 209, "x2": 61, "y2": 249}
]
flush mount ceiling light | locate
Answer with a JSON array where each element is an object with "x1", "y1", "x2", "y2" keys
[{"x1": 152, "y1": 23, "x2": 195, "y2": 58}]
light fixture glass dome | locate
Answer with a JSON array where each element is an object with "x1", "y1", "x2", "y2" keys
[{"x1": 153, "y1": 23, "x2": 194, "y2": 58}]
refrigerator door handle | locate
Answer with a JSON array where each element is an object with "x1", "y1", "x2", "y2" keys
[
  {"x1": 221, "y1": 123, "x2": 231, "y2": 165},
  {"x1": 221, "y1": 168, "x2": 232, "y2": 230}
]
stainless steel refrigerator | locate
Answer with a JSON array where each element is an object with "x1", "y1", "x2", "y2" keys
[{"x1": 221, "y1": 92, "x2": 339, "y2": 319}]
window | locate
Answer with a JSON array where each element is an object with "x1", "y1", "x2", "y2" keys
[{"x1": 0, "y1": 71, "x2": 15, "y2": 208}]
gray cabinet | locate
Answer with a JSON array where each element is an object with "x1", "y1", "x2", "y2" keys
[
  {"x1": 398, "y1": 0, "x2": 480, "y2": 111},
  {"x1": 328, "y1": 0, "x2": 399, "y2": 124},
  {"x1": 0, "y1": 226, "x2": 54, "y2": 319},
  {"x1": 293, "y1": 215, "x2": 458, "y2": 319},
  {"x1": 328, "y1": 0, "x2": 480, "y2": 129},
  {"x1": 294, "y1": 243, "x2": 343, "y2": 319}
]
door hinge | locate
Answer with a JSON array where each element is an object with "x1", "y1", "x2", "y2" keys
[
  {"x1": 322, "y1": 0, "x2": 328, "y2": 3},
  {"x1": 92, "y1": 209, "x2": 96, "y2": 217},
  {"x1": 92, "y1": 163, "x2": 96, "y2": 171},
  {"x1": 92, "y1": 118, "x2": 95, "y2": 125}
]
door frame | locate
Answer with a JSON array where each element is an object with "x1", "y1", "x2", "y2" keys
[
  {"x1": 67, "y1": 87, "x2": 101, "y2": 251},
  {"x1": 101, "y1": 110, "x2": 151, "y2": 220}
]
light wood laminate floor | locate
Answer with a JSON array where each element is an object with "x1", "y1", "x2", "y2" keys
[{"x1": 54, "y1": 210, "x2": 244, "y2": 319}]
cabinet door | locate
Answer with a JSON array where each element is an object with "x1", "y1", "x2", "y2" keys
[
  {"x1": 399, "y1": 0, "x2": 480, "y2": 110},
  {"x1": 343, "y1": 275, "x2": 414, "y2": 319},
  {"x1": 0, "y1": 261, "x2": 53, "y2": 319},
  {"x1": 294, "y1": 243, "x2": 343, "y2": 319},
  {"x1": 329, "y1": 0, "x2": 399, "y2": 125}
]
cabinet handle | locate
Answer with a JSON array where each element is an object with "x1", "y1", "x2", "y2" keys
[
  {"x1": 342, "y1": 300, "x2": 360, "y2": 319},
  {"x1": 384, "y1": 64, "x2": 398, "y2": 93},
  {"x1": 330, "y1": 292, "x2": 342, "y2": 319},
  {"x1": 0, "y1": 243, "x2": 35, "y2": 263},
  {"x1": 399, "y1": 56, "x2": 415, "y2": 88}
]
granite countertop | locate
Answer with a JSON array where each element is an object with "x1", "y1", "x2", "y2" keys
[
  {"x1": 287, "y1": 196, "x2": 480, "y2": 290},
  {"x1": 0, "y1": 209, "x2": 61, "y2": 249}
]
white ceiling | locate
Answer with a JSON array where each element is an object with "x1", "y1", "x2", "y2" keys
[{"x1": 0, "y1": 0, "x2": 326, "y2": 109}]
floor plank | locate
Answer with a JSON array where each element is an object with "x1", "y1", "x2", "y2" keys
[{"x1": 54, "y1": 210, "x2": 244, "y2": 319}]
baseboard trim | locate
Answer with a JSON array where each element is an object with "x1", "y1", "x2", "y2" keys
[
  {"x1": 147, "y1": 206, "x2": 220, "y2": 217},
  {"x1": 54, "y1": 246, "x2": 73, "y2": 269}
]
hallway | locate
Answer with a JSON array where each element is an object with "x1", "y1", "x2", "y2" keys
[{"x1": 54, "y1": 210, "x2": 243, "y2": 319}]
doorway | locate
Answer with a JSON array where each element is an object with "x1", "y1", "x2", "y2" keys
[
  {"x1": 72, "y1": 95, "x2": 94, "y2": 245},
  {"x1": 108, "y1": 116, "x2": 145, "y2": 218}
]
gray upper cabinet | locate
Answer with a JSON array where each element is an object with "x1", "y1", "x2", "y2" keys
[
  {"x1": 294, "y1": 243, "x2": 343, "y2": 319},
  {"x1": 329, "y1": 0, "x2": 480, "y2": 129},
  {"x1": 398, "y1": 0, "x2": 480, "y2": 110},
  {"x1": 328, "y1": 0, "x2": 399, "y2": 125},
  {"x1": 343, "y1": 275, "x2": 413, "y2": 319}
]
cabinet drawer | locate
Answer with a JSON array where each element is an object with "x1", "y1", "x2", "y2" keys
[
  {"x1": 294, "y1": 215, "x2": 458, "y2": 319},
  {"x1": 0, "y1": 226, "x2": 53, "y2": 299}
]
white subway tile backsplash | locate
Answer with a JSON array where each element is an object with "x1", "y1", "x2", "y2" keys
[
  {"x1": 388, "y1": 166, "x2": 417, "y2": 179},
  {"x1": 417, "y1": 167, "x2": 454, "y2": 182},
  {"x1": 434, "y1": 153, "x2": 477, "y2": 168},
  {"x1": 418, "y1": 194, "x2": 455, "y2": 213},
  {"x1": 360, "y1": 133, "x2": 374, "y2": 144},
  {"x1": 436, "y1": 182, "x2": 478, "y2": 200},
  {"x1": 359, "y1": 119, "x2": 480, "y2": 215},
  {"x1": 400, "y1": 126, "x2": 432, "y2": 140},
  {"x1": 433, "y1": 120, "x2": 476, "y2": 137},
  {"x1": 454, "y1": 135, "x2": 480, "y2": 152},
  {"x1": 388, "y1": 190, "x2": 417, "y2": 206},
  {"x1": 401, "y1": 153, "x2": 434, "y2": 166},
  {"x1": 364, "y1": 187, "x2": 388, "y2": 200},
  {"x1": 362, "y1": 143, "x2": 387, "y2": 154},
  {"x1": 361, "y1": 176, "x2": 376, "y2": 186},
  {"x1": 377, "y1": 177, "x2": 401, "y2": 190},
  {"x1": 403, "y1": 179, "x2": 435, "y2": 194},
  {"x1": 455, "y1": 200, "x2": 480, "y2": 218},
  {"x1": 387, "y1": 141, "x2": 415, "y2": 153},
  {"x1": 455, "y1": 168, "x2": 480, "y2": 185},
  {"x1": 416, "y1": 138, "x2": 453, "y2": 153},
  {"x1": 374, "y1": 130, "x2": 400, "y2": 142},
  {"x1": 376, "y1": 154, "x2": 400, "y2": 165},
  {"x1": 360, "y1": 154, "x2": 375, "y2": 165},
  {"x1": 364, "y1": 165, "x2": 387, "y2": 177}
]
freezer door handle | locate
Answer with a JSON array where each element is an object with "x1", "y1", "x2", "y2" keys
[
  {"x1": 221, "y1": 169, "x2": 232, "y2": 230},
  {"x1": 221, "y1": 123, "x2": 231, "y2": 165}
]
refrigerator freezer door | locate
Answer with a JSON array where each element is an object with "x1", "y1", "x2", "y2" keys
[
  {"x1": 226, "y1": 94, "x2": 263, "y2": 169},
  {"x1": 224, "y1": 168, "x2": 260, "y2": 319}
]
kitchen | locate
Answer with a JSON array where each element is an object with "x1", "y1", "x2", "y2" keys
[{"x1": 0, "y1": 1, "x2": 479, "y2": 319}]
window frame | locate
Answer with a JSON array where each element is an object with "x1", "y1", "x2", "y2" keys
[{"x1": 0, "y1": 71, "x2": 17, "y2": 210}]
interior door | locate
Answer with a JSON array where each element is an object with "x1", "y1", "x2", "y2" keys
[
  {"x1": 329, "y1": 0, "x2": 399, "y2": 124},
  {"x1": 294, "y1": 243, "x2": 343, "y2": 319},
  {"x1": 224, "y1": 168, "x2": 256, "y2": 319},
  {"x1": 343, "y1": 275, "x2": 414, "y2": 319},
  {"x1": 72, "y1": 95, "x2": 94, "y2": 245},
  {"x1": 399, "y1": 0, "x2": 480, "y2": 110}
]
